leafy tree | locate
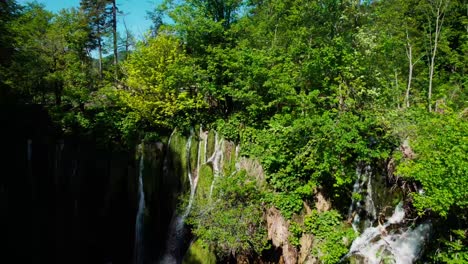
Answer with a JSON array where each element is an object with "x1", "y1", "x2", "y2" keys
[
  {"x1": 119, "y1": 34, "x2": 205, "y2": 128},
  {"x1": 433, "y1": 229, "x2": 468, "y2": 263},
  {"x1": 187, "y1": 170, "x2": 268, "y2": 257},
  {"x1": 0, "y1": 0, "x2": 20, "y2": 68},
  {"x1": 395, "y1": 110, "x2": 468, "y2": 217},
  {"x1": 304, "y1": 210, "x2": 356, "y2": 264},
  {"x1": 80, "y1": 0, "x2": 113, "y2": 78},
  {"x1": 43, "y1": 8, "x2": 94, "y2": 105},
  {"x1": 0, "y1": 0, "x2": 21, "y2": 101},
  {"x1": 6, "y1": 2, "x2": 53, "y2": 102}
]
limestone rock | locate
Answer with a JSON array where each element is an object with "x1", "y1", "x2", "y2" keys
[
  {"x1": 298, "y1": 234, "x2": 316, "y2": 264},
  {"x1": 314, "y1": 191, "x2": 331, "y2": 213},
  {"x1": 266, "y1": 207, "x2": 298, "y2": 264}
]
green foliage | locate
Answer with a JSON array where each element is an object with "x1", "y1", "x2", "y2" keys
[
  {"x1": 242, "y1": 111, "x2": 395, "y2": 213},
  {"x1": 433, "y1": 229, "x2": 468, "y2": 263},
  {"x1": 288, "y1": 221, "x2": 303, "y2": 247},
  {"x1": 188, "y1": 170, "x2": 268, "y2": 257},
  {"x1": 394, "y1": 110, "x2": 468, "y2": 217},
  {"x1": 119, "y1": 34, "x2": 205, "y2": 128},
  {"x1": 5, "y1": 0, "x2": 468, "y2": 260},
  {"x1": 304, "y1": 210, "x2": 356, "y2": 264},
  {"x1": 265, "y1": 192, "x2": 303, "y2": 219},
  {"x1": 183, "y1": 240, "x2": 217, "y2": 264}
]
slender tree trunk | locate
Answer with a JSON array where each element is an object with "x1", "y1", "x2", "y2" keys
[
  {"x1": 112, "y1": 0, "x2": 118, "y2": 79},
  {"x1": 428, "y1": 14, "x2": 438, "y2": 112},
  {"x1": 394, "y1": 70, "x2": 400, "y2": 109},
  {"x1": 97, "y1": 21, "x2": 103, "y2": 79},
  {"x1": 428, "y1": 0, "x2": 447, "y2": 112},
  {"x1": 405, "y1": 31, "x2": 413, "y2": 108},
  {"x1": 98, "y1": 37, "x2": 103, "y2": 79},
  {"x1": 123, "y1": 18, "x2": 131, "y2": 59}
]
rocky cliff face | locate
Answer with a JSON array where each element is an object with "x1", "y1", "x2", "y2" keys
[{"x1": 266, "y1": 207, "x2": 298, "y2": 264}]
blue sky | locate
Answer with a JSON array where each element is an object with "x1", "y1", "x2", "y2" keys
[{"x1": 17, "y1": 0, "x2": 162, "y2": 39}]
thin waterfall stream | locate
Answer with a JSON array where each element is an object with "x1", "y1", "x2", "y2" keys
[
  {"x1": 207, "y1": 132, "x2": 224, "y2": 199},
  {"x1": 134, "y1": 146, "x2": 145, "y2": 264}
]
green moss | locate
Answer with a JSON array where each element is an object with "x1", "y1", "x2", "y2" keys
[
  {"x1": 196, "y1": 164, "x2": 214, "y2": 202},
  {"x1": 225, "y1": 142, "x2": 237, "y2": 175},
  {"x1": 169, "y1": 132, "x2": 189, "y2": 191},
  {"x1": 189, "y1": 135, "x2": 198, "y2": 176},
  {"x1": 206, "y1": 130, "x2": 216, "y2": 159},
  {"x1": 142, "y1": 143, "x2": 164, "y2": 203},
  {"x1": 199, "y1": 134, "x2": 206, "y2": 163},
  {"x1": 182, "y1": 240, "x2": 216, "y2": 264}
]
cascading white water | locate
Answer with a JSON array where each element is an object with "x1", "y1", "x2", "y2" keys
[
  {"x1": 387, "y1": 202, "x2": 405, "y2": 224},
  {"x1": 133, "y1": 147, "x2": 145, "y2": 264},
  {"x1": 347, "y1": 202, "x2": 431, "y2": 264},
  {"x1": 160, "y1": 129, "x2": 229, "y2": 263},
  {"x1": 346, "y1": 165, "x2": 431, "y2": 263},
  {"x1": 349, "y1": 165, "x2": 376, "y2": 232},
  {"x1": 161, "y1": 131, "x2": 199, "y2": 264},
  {"x1": 207, "y1": 132, "x2": 224, "y2": 199},
  {"x1": 182, "y1": 132, "x2": 195, "y2": 218},
  {"x1": 365, "y1": 172, "x2": 377, "y2": 226}
]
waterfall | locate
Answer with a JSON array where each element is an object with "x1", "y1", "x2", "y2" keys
[
  {"x1": 348, "y1": 168, "x2": 361, "y2": 232},
  {"x1": 133, "y1": 147, "x2": 145, "y2": 264},
  {"x1": 349, "y1": 165, "x2": 376, "y2": 232},
  {"x1": 161, "y1": 130, "x2": 199, "y2": 264},
  {"x1": 345, "y1": 164, "x2": 430, "y2": 263},
  {"x1": 364, "y1": 172, "x2": 377, "y2": 226},
  {"x1": 160, "y1": 128, "x2": 230, "y2": 263},
  {"x1": 27, "y1": 139, "x2": 32, "y2": 162},
  {"x1": 207, "y1": 132, "x2": 224, "y2": 199},
  {"x1": 347, "y1": 202, "x2": 431, "y2": 264},
  {"x1": 182, "y1": 132, "x2": 194, "y2": 218}
]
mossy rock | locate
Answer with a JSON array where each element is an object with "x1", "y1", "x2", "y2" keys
[
  {"x1": 183, "y1": 240, "x2": 216, "y2": 264},
  {"x1": 206, "y1": 130, "x2": 216, "y2": 159},
  {"x1": 196, "y1": 164, "x2": 214, "y2": 202}
]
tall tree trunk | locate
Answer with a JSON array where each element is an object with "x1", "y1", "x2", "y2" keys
[
  {"x1": 405, "y1": 30, "x2": 413, "y2": 108},
  {"x1": 123, "y1": 18, "x2": 130, "y2": 59},
  {"x1": 112, "y1": 0, "x2": 118, "y2": 79},
  {"x1": 427, "y1": 0, "x2": 448, "y2": 112},
  {"x1": 394, "y1": 71, "x2": 400, "y2": 109},
  {"x1": 54, "y1": 81, "x2": 62, "y2": 106},
  {"x1": 98, "y1": 37, "x2": 103, "y2": 79}
]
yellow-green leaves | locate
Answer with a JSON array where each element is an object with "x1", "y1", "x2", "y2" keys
[{"x1": 120, "y1": 34, "x2": 205, "y2": 127}]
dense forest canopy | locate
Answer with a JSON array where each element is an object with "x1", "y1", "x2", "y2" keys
[{"x1": 1, "y1": 0, "x2": 466, "y2": 262}]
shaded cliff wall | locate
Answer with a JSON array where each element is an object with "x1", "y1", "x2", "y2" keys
[{"x1": 0, "y1": 105, "x2": 137, "y2": 264}]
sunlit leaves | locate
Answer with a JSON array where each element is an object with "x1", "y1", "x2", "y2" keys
[
  {"x1": 119, "y1": 34, "x2": 205, "y2": 127},
  {"x1": 188, "y1": 170, "x2": 268, "y2": 256},
  {"x1": 304, "y1": 210, "x2": 356, "y2": 264},
  {"x1": 395, "y1": 111, "x2": 468, "y2": 217}
]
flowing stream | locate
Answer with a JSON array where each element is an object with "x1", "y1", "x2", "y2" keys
[
  {"x1": 346, "y1": 165, "x2": 431, "y2": 263},
  {"x1": 347, "y1": 203, "x2": 431, "y2": 264},
  {"x1": 134, "y1": 147, "x2": 145, "y2": 264}
]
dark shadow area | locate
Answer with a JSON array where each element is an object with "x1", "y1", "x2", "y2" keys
[{"x1": 0, "y1": 104, "x2": 137, "y2": 263}]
